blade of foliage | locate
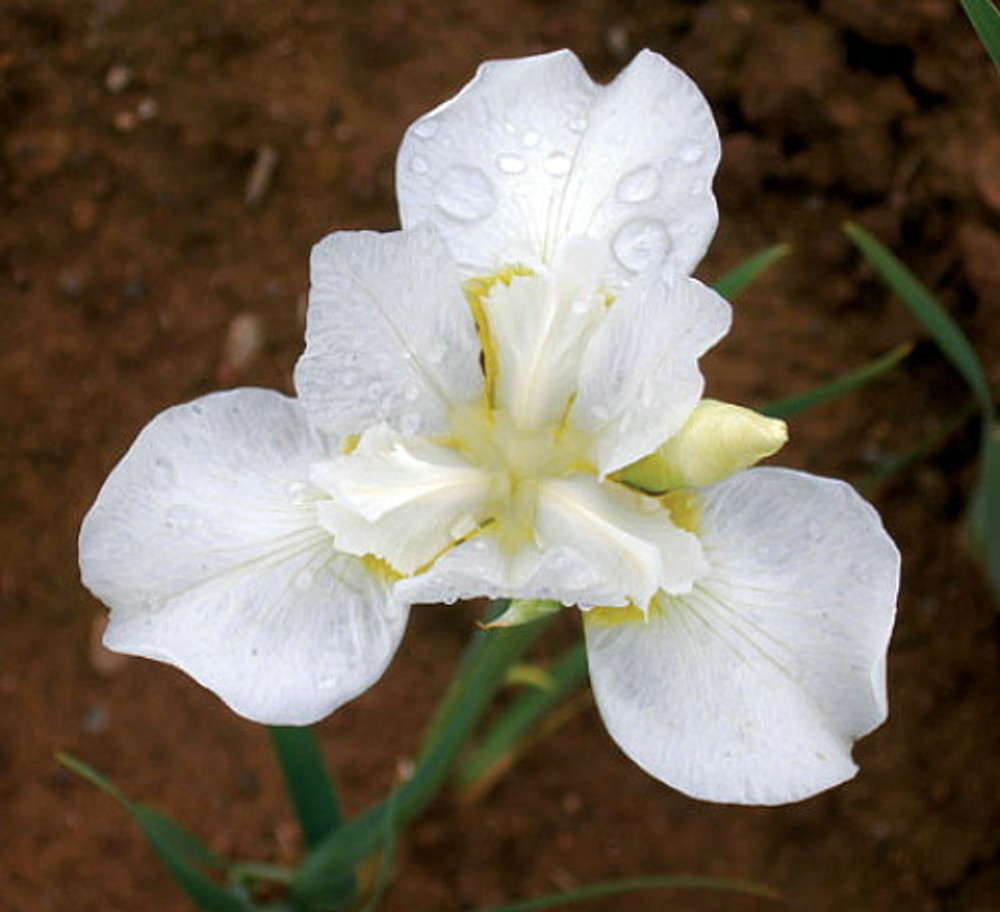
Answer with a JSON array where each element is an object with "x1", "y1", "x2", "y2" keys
[
  {"x1": 267, "y1": 727, "x2": 344, "y2": 849},
  {"x1": 291, "y1": 602, "x2": 549, "y2": 908},
  {"x1": 969, "y1": 423, "x2": 1000, "y2": 594},
  {"x1": 456, "y1": 640, "x2": 589, "y2": 800},
  {"x1": 466, "y1": 874, "x2": 778, "y2": 912},
  {"x1": 760, "y1": 341, "x2": 913, "y2": 419},
  {"x1": 844, "y1": 222, "x2": 994, "y2": 422},
  {"x1": 358, "y1": 785, "x2": 399, "y2": 912},
  {"x1": 712, "y1": 242, "x2": 790, "y2": 301},
  {"x1": 960, "y1": 0, "x2": 1000, "y2": 69},
  {"x1": 859, "y1": 400, "x2": 980, "y2": 495},
  {"x1": 58, "y1": 753, "x2": 250, "y2": 912}
]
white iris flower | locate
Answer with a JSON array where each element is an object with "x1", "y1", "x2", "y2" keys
[{"x1": 79, "y1": 50, "x2": 899, "y2": 805}]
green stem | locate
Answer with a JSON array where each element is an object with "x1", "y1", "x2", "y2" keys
[{"x1": 290, "y1": 601, "x2": 550, "y2": 909}]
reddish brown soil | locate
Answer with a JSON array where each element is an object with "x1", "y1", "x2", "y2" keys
[{"x1": 3, "y1": 1, "x2": 999, "y2": 910}]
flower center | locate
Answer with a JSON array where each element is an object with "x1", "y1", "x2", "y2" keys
[{"x1": 445, "y1": 399, "x2": 592, "y2": 554}]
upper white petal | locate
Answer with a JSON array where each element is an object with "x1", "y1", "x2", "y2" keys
[
  {"x1": 79, "y1": 390, "x2": 408, "y2": 725},
  {"x1": 397, "y1": 49, "x2": 720, "y2": 283},
  {"x1": 585, "y1": 468, "x2": 899, "y2": 805},
  {"x1": 294, "y1": 226, "x2": 483, "y2": 436},
  {"x1": 572, "y1": 269, "x2": 732, "y2": 475}
]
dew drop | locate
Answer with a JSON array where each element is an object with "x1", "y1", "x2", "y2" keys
[
  {"x1": 680, "y1": 143, "x2": 704, "y2": 164},
  {"x1": 399, "y1": 411, "x2": 421, "y2": 435},
  {"x1": 403, "y1": 380, "x2": 420, "y2": 401},
  {"x1": 544, "y1": 152, "x2": 572, "y2": 177},
  {"x1": 497, "y1": 153, "x2": 526, "y2": 175},
  {"x1": 408, "y1": 155, "x2": 429, "y2": 175},
  {"x1": 522, "y1": 130, "x2": 540, "y2": 148},
  {"x1": 425, "y1": 340, "x2": 448, "y2": 364},
  {"x1": 412, "y1": 117, "x2": 439, "y2": 139},
  {"x1": 611, "y1": 218, "x2": 671, "y2": 272},
  {"x1": 615, "y1": 165, "x2": 660, "y2": 204},
  {"x1": 294, "y1": 570, "x2": 314, "y2": 592},
  {"x1": 316, "y1": 676, "x2": 338, "y2": 691},
  {"x1": 433, "y1": 164, "x2": 497, "y2": 222},
  {"x1": 567, "y1": 116, "x2": 587, "y2": 134},
  {"x1": 152, "y1": 457, "x2": 177, "y2": 487},
  {"x1": 164, "y1": 504, "x2": 201, "y2": 533},
  {"x1": 807, "y1": 518, "x2": 824, "y2": 542}
]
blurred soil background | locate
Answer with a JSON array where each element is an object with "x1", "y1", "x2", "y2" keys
[{"x1": 2, "y1": 1, "x2": 998, "y2": 910}]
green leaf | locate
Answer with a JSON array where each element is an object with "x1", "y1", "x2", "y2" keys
[
  {"x1": 267, "y1": 727, "x2": 356, "y2": 911},
  {"x1": 58, "y1": 753, "x2": 251, "y2": 912},
  {"x1": 960, "y1": 0, "x2": 1000, "y2": 69},
  {"x1": 844, "y1": 222, "x2": 994, "y2": 422},
  {"x1": 465, "y1": 874, "x2": 778, "y2": 912},
  {"x1": 760, "y1": 341, "x2": 913, "y2": 419},
  {"x1": 969, "y1": 422, "x2": 1000, "y2": 595},
  {"x1": 456, "y1": 640, "x2": 589, "y2": 801},
  {"x1": 267, "y1": 727, "x2": 344, "y2": 849},
  {"x1": 291, "y1": 601, "x2": 550, "y2": 908},
  {"x1": 711, "y1": 243, "x2": 790, "y2": 300}
]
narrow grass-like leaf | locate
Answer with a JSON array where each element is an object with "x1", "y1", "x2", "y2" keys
[
  {"x1": 358, "y1": 785, "x2": 399, "y2": 912},
  {"x1": 969, "y1": 422, "x2": 1000, "y2": 594},
  {"x1": 58, "y1": 753, "x2": 250, "y2": 912},
  {"x1": 457, "y1": 640, "x2": 589, "y2": 801},
  {"x1": 961, "y1": 0, "x2": 1000, "y2": 69},
  {"x1": 291, "y1": 602, "x2": 549, "y2": 907},
  {"x1": 465, "y1": 874, "x2": 778, "y2": 912},
  {"x1": 268, "y1": 727, "x2": 343, "y2": 849},
  {"x1": 844, "y1": 222, "x2": 993, "y2": 421},
  {"x1": 712, "y1": 242, "x2": 790, "y2": 301},
  {"x1": 760, "y1": 341, "x2": 913, "y2": 419}
]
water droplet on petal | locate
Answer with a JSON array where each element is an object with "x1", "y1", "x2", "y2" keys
[
  {"x1": 408, "y1": 155, "x2": 429, "y2": 175},
  {"x1": 567, "y1": 116, "x2": 587, "y2": 134},
  {"x1": 425, "y1": 340, "x2": 447, "y2": 364},
  {"x1": 316, "y1": 676, "x2": 338, "y2": 691},
  {"x1": 403, "y1": 380, "x2": 420, "y2": 401},
  {"x1": 522, "y1": 130, "x2": 540, "y2": 148},
  {"x1": 152, "y1": 457, "x2": 177, "y2": 487},
  {"x1": 680, "y1": 143, "x2": 704, "y2": 164},
  {"x1": 433, "y1": 164, "x2": 497, "y2": 222},
  {"x1": 616, "y1": 165, "x2": 660, "y2": 204},
  {"x1": 294, "y1": 570, "x2": 314, "y2": 592},
  {"x1": 544, "y1": 152, "x2": 572, "y2": 177},
  {"x1": 497, "y1": 153, "x2": 526, "y2": 175},
  {"x1": 412, "y1": 117, "x2": 439, "y2": 139},
  {"x1": 400, "y1": 411, "x2": 421, "y2": 435},
  {"x1": 611, "y1": 218, "x2": 671, "y2": 272},
  {"x1": 807, "y1": 518, "x2": 824, "y2": 542}
]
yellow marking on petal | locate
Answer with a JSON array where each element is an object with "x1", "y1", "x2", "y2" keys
[
  {"x1": 618, "y1": 399, "x2": 788, "y2": 493},
  {"x1": 360, "y1": 553, "x2": 402, "y2": 584},
  {"x1": 585, "y1": 602, "x2": 646, "y2": 628},
  {"x1": 464, "y1": 265, "x2": 534, "y2": 405},
  {"x1": 340, "y1": 433, "x2": 361, "y2": 455},
  {"x1": 660, "y1": 489, "x2": 701, "y2": 535}
]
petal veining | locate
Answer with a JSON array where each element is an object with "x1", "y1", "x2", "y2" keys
[
  {"x1": 79, "y1": 389, "x2": 408, "y2": 724},
  {"x1": 585, "y1": 467, "x2": 899, "y2": 804},
  {"x1": 295, "y1": 226, "x2": 483, "y2": 436}
]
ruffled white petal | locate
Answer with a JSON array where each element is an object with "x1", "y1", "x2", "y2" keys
[
  {"x1": 395, "y1": 533, "x2": 635, "y2": 609},
  {"x1": 585, "y1": 468, "x2": 899, "y2": 805},
  {"x1": 397, "y1": 475, "x2": 706, "y2": 610},
  {"x1": 536, "y1": 476, "x2": 708, "y2": 606},
  {"x1": 572, "y1": 269, "x2": 731, "y2": 475},
  {"x1": 79, "y1": 390, "x2": 408, "y2": 725},
  {"x1": 311, "y1": 426, "x2": 496, "y2": 575},
  {"x1": 397, "y1": 49, "x2": 720, "y2": 283},
  {"x1": 294, "y1": 226, "x2": 483, "y2": 436}
]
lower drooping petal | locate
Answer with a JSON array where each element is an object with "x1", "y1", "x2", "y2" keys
[
  {"x1": 585, "y1": 468, "x2": 899, "y2": 805},
  {"x1": 79, "y1": 389, "x2": 408, "y2": 725}
]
